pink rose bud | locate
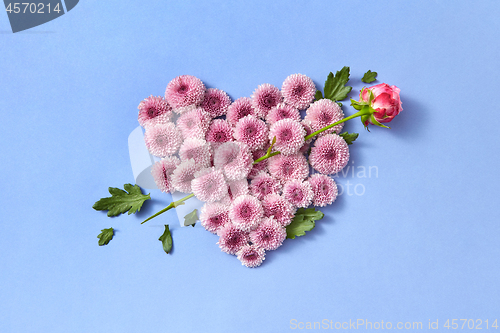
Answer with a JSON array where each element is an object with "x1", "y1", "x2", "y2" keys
[{"x1": 359, "y1": 83, "x2": 402, "y2": 128}]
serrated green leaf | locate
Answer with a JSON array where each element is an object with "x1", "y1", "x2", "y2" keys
[
  {"x1": 286, "y1": 207, "x2": 324, "y2": 239},
  {"x1": 184, "y1": 209, "x2": 198, "y2": 227},
  {"x1": 97, "y1": 228, "x2": 114, "y2": 246},
  {"x1": 339, "y1": 132, "x2": 359, "y2": 145},
  {"x1": 93, "y1": 184, "x2": 151, "y2": 217},
  {"x1": 323, "y1": 67, "x2": 352, "y2": 102},
  {"x1": 361, "y1": 70, "x2": 377, "y2": 83},
  {"x1": 314, "y1": 90, "x2": 323, "y2": 101},
  {"x1": 159, "y1": 225, "x2": 172, "y2": 254}
]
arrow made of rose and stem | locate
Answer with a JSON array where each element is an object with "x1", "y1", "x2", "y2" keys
[{"x1": 141, "y1": 107, "x2": 372, "y2": 224}]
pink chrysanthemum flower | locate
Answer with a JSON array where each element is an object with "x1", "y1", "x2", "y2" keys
[
  {"x1": 228, "y1": 179, "x2": 249, "y2": 201},
  {"x1": 251, "y1": 83, "x2": 283, "y2": 118},
  {"x1": 269, "y1": 119, "x2": 305, "y2": 156},
  {"x1": 281, "y1": 73, "x2": 316, "y2": 110},
  {"x1": 262, "y1": 194, "x2": 295, "y2": 227},
  {"x1": 265, "y1": 103, "x2": 301, "y2": 125},
  {"x1": 309, "y1": 134, "x2": 350, "y2": 175},
  {"x1": 226, "y1": 97, "x2": 257, "y2": 126},
  {"x1": 191, "y1": 167, "x2": 228, "y2": 203},
  {"x1": 205, "y1": 119, "x2": 234, "y2": 148},
  {"x1": 250, "y1": 217, "x2": 286, "y2": 251},
  {"x1": 233, "y1": 115, "x2": 269, "y2": 151},
  {"x1": 229, "y1": 195, "x2": 264, "y2": 231},
  {"x1": 304, "y1": 99, "x2": 345, "y2": 136},
  {"x1": 171, "y1": 159, "x2": 200, "y2": 193},
  {"x1": 200, "y1": 202, "x2": 230, "y2": 234},
  {"x1": 213, "y1": 142, "x2": 253, "y2": 181},
  {"x1": 144, "y1": 123, "x2": 182, "y2": 157},
  {"x1": 138, "y1": 95, "x2": 172, "y2": 128},
  {"x1": 249, "y1": 172, "x2": 281, "y2": 200},
  {"x1": 282, "y1": 179, "x2": 314, "y2": 208},
  {"x1": 236, "y1": 244, "x2": 266, "y2": 268},
  {"x1": 178, "y1": 138, "x2": 211, "y2": 168},
  {"x1": 309, "y1": 174, "x2": 338, "y2": 207},
  {"x1": 217, "y1": 224, "x2": 250, "y2": 255},
  {"x1": 201, "y1": 88, "x2": 231, "y2": 118},
  {"x1": 165, "y1": 75, "x2": 206, "y2": 110},
  {"x1": 151, "y1": 156, "x2": 180, "y2": 193},
  {"x1": 176, "y1": 108, "x2": 211, "y2": 140},
  {"x1": 248, "y1": 149, "x2": 268, "y2": 179},
  {"x1": 268, "y1": 153, "x2": 309, "y2": 183}
]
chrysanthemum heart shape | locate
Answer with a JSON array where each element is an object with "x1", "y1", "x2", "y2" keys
[{"x1": 137, "y1": 72, "x2": 372, "y2": 268}]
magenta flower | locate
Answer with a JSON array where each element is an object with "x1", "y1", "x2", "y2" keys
[
  {"x1": 200, "y1": 202, "x2": 230, "y2": 234},
  {"x1": 236, "y1": 244, "x2": 266, "y2": 268},
  {"x1": 151, "y1": 156, "x2": 180, "y2": 193},
  {"x1": 309, "y1": 174, "x2": 338, "y2": 207},
  {"x1": 165, "y1": 75, "x2": 206, "y2": 109},
  {"x1": 144, "y1": 123, "x2": 182, "y2": 157},
  {"x1": 309, "y1": 134, "x2": 350, "y2": 175},
  {"x1": 251, "y1": 83, "x2": 282, "y2": 118},
  {"x1": 262, "y1": 193, "x2": 295, "y2": 227},
  {"x1": 283, "y1": 179, "x2": 314, "y2": 208},
  {"x1": 234, "y1": 115, "x2": 269, "y2": 151},
  {"x1": 228, "y1": 179, "x2": 250, "y2": 201},
  {"x1": 281, "y1": 74, "x2": 316, "y2": 110},
  {"x1": 213, "y1": 142, "x2": 253, "y2": 181},
  {"x1": 265, "y1": 103, "x2": 301, "y2": 125},
  {"x1": 250, "y1": 217, "x2": 286, "y2": 251},
  {"x1": 205, "y1": 119, "x2": 234, "y2": 147},
  {"x1": 226, "y1": 97, "x2": 257, "y2": 126},
  {"x1": 359, "y1": 83, "x2": 403, "y2": 128},
  {"x1": 304, "y1": 99, "x2": 345, "y2": 136},
  {"x1": 191, "y1": 167, "x2": 228, "y2": 203},
  {"x1": 268, "y1": 119, "x2": 305, "y2": 156},
  {"x1": 176, "y1": 108, "x2": 211, "y2": 140},
  {"x1": 248, "y1": 149, "x2": 268, "y2": 179},
  {"x1": 138, "y1": 95, "x2": 172, "y2": 128},
  {"x1": 217, "y1": 223, "x2": 250, "y2": 255},
  {"x1": 179, "y1": 138, "x2": 211, "y2": 168},
  {"x1": 229, "y1": 194, "x2": 264, "y2": 231},
  {"x1": 268, "y1": 153, "x2": 309, "y2": 183},
  {"x1": 249, "y1": 172, "x2": 281, "y2": 200},
  {"x1": 201, "y1": 88, "x2": 231, "y2": 118},
  {"x1": 171, "y1": 159, "x2": 200, "y2": 193}
]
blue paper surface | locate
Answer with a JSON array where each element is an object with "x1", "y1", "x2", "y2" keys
[{"x1": 1, "y1": 1, "x2": 499, "y2": 332}]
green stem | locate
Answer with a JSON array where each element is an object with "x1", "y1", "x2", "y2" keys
[
  {"x1": 253, "y1": 151, "x2": 280, "y2": 165},
  {"x1": 141, "y1": 193, "x2": 194, "y2": 224},
  {"x1": 304, "y1": 108, "x2": 371, "y2": 141}
]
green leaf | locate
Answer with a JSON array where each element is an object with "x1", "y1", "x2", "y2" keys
[
  {"x1": 159, "y1": 225, "x2": 173, "y2": 254},
  {"x1": 361, "y1": 70, "x2": 377, "y2": 83},
  {"x1": 323, "y1": 66, "x2": 352, "y2": 102},
  {"x1": 314, "y1": 90, "x2": 323, "y2": 101},
  {"x1": 93, "y1": 184, "x2": 151, "y2": 217},
  {"x1": 339, "y1": 132, "x2": 359, "y2": 145},
  {"x1": 184, "y1": 209, "x2": 198, "y2": 227},
  {"x1": 97, "y1": 228, "x2": 114, "y2": 246},
  {"x1": 286, "y1": 207, "x2": 324, "y2": 239}
]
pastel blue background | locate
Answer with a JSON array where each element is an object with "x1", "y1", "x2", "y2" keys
[{"x1": 1, "y1": 1, "x2": 499, "y2": 332}]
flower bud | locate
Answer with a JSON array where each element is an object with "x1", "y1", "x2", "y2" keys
[{"x1": 360, "y1": 83, "x2": 402, "y2": 128}]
